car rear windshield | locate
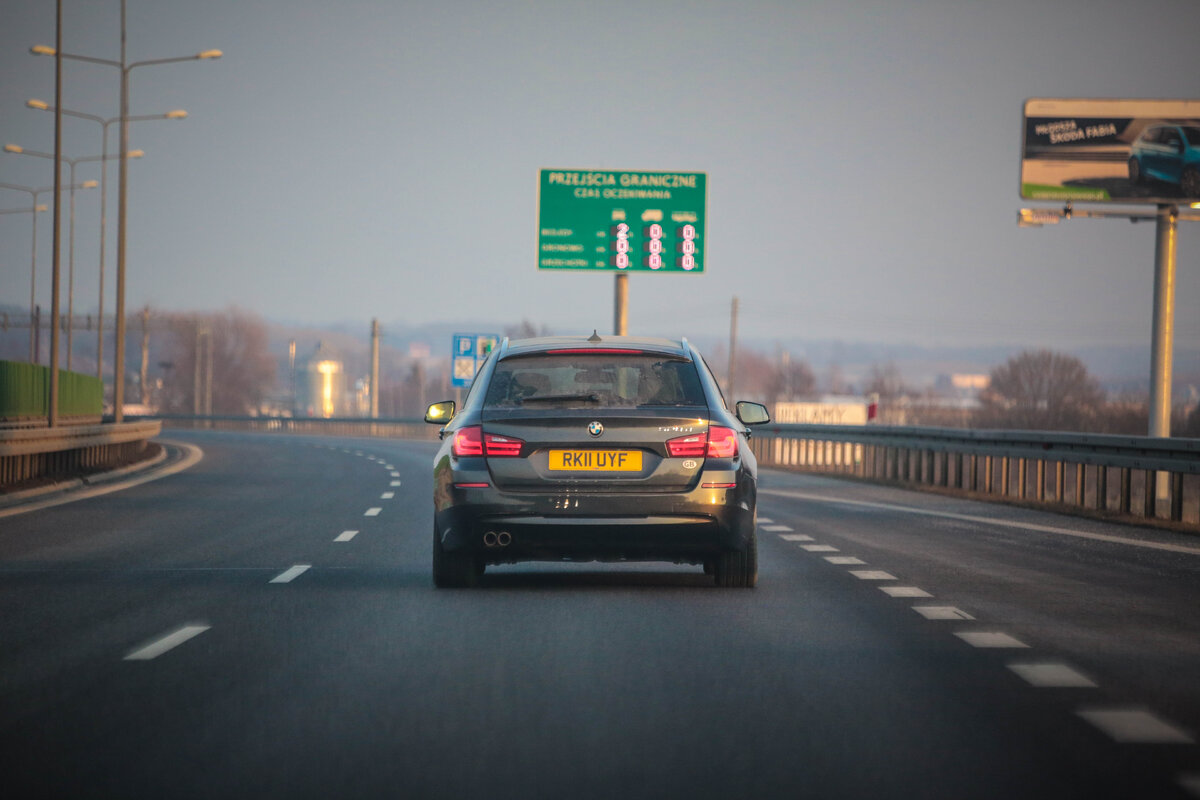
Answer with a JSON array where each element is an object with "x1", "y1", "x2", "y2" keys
[{"x1": 483, "y1": 354, "x2": 706, "y2": 409}]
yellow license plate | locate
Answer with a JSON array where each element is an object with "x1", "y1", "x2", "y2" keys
[{"x1": 548, "y1": 450, "x2": 642, "y2": 471}]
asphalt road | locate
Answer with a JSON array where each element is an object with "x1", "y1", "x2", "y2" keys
[{"x1": 2, "y1": 430, "x2": 1199, "y2": 799}]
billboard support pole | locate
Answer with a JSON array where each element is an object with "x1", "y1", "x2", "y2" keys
[
  {"x1": 1149, "y1": 203, "x2": 1178, "y2": 500},
  {"x1": 614, "y1": 273, "x2": 628, "y2": 335}
]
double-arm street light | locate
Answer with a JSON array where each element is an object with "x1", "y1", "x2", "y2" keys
[
  {"x1": 5, "y1": 144, "x2": 143, "y2": 370},
  {"x1": 33, "y1": 4, "x2": 220, "y2": 420},
  {"x1": 0, "y1": 180, "x2": 97, "y2": 362},
  {"x1": 25, "y1": 99, "x2": 185, "y2": 380}
]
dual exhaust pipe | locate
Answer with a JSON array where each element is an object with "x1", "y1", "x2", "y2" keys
[{"x1": 483, "y1": 531, "x2": 513, "y2": 548}]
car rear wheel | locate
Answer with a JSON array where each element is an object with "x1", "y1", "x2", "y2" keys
[
  {"x1": 432, "y1": 523, "x2": 480, "y2": 588},
  {"x1": 714, "y1": 529, "x2": 757, "y2": 588},
  {"x1": 1128, "y1": 157, "x2": 1142, "y2": 184}
]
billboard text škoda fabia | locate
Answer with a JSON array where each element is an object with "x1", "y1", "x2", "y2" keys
[{"x1": 1022, "y1": 99, "x2": 1200, "y2": 203}]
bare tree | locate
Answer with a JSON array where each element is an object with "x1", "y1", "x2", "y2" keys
[
  {"x1": 504, "y1": 320, "x2": 551, "y2": 340},
  {"x1": 864, "y1": 361, "x2": 907, "y2": 400},
  {"x1": 161, "y1": 308, "x2": 277, "y2": 414},
  {"x1": 977, "y1": 349, "x2": 1104, "y2": 431},
  {"x1": 766, "y1": 353, "x2": 816, "y2": 401}
]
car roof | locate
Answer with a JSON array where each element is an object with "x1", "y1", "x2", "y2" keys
[{"x1": 498, "y1": 334, "x2": 691, "y2": 360}]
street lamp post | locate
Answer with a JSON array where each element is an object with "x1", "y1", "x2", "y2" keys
[
  {"x1": 0, "y1": 180, "x2": 96, "y2": 362},
  {"x1": 32, "y1": 2, "x2": 220, "y2": 421},
  {"x1": 25, "y1": 100, "x2": 185, "y2": 381},
  {"x1": 4, "y1": 145, "x2": 139, "y2": 370}
]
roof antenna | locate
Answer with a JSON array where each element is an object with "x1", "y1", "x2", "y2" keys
[{"x1": 588, "y1": 329, "x2": 602, "y2": 342}]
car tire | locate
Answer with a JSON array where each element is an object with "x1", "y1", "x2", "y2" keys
[
  {"x1": 1128, "y1": 157, "x2": 1142, "y2": 184},
  {"x1": 432, "y1": 523, "x2": 479, "y2": 588},
  {"x1": 714, "y1": 528, "x2": 757, "y2": 588},
  {"x1": 1182, "y1": 167, "x2": 1200, "y2": 198}
]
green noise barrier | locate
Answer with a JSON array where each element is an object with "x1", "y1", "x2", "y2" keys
[{"x1": 0, "y1": 360, "x2": 104, "y2": 421}]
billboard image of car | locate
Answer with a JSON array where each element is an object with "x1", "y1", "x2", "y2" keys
[{"x1": 1021, "y1": 98, "x2": 1200, "y2": 204}]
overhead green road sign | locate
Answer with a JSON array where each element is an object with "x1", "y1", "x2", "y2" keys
[{"x1": 537, "y1": 169, "x2": 706, "y2": 273}]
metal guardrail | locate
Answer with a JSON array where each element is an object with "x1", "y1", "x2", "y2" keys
[
  {"x1": 0, "y1": 420, "x2": 162, "y2": 487},
  {"x1": 748, "y1": 423, "x2": 1200, "y2": 527},
  {"x1": 147, "y1": 414, "x2": 437, "y2": 441}
]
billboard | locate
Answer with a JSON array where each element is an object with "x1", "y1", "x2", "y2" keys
[
  {"x1": 1021, "y1": 99, "x2": 1200, "y2": 204},
  {"x1": 537, "y1": 169, "x2": 707, "y2": 273}
]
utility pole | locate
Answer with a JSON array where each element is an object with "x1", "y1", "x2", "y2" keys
[
  {"x1": 139, "y1": 306, "x2": 150, "y2": 405},
  {"x1": 727, "y1": 296, "x2": 739, "y2": 400},
  {"x1": 370, "y1": 319, "x2": 380, "y2": 419},
  {"x1": 614, "y1": 273, "x2": 628, "y2": 335},
  {"x1": 288, "y1": 339, "x2": 296, "y2": 414},
  {"x1": 48, "y1": 0, "x2": 63, "y2": 426}
]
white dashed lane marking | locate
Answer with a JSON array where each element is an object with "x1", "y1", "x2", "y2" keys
[
  {"x1": 825, "y1": 556, "x2": 865, "y2": 565},
  {"x1": 955, "y1": 631, "x2": 1029, "y2": 649},
  {"x1": 1007, "y1": 662, "x2": 1097, "y2": 688},
  {"x1": 778, "y1": 534, "x2": 814, "y2": 542},
  {"x1": 270, "y1": 565, "x2": 311, "y2": 584},
  {"x1": 802, "y1": 544, "x2": 839, "y2": 552},
  {"x1": 760, "y1": 489, "x2": 1200, "y2": 556},
  {"x1": 385, "y1": 464, "x2": 395, "y2": 470},
  {"x1": 390, "y1": 471, "x2": 400, "y2": 478},
  {"x1": 913, "y1": 606, "x2": 975, "y2": 620},
  {"x1": 880, "y1": 586, "x2": 932, "y2": 598},
  {"x1": 381, "y1": 492, "x2": 395, "y2": 500},
  {"x1": 762, "y1": 524, "x2": 792, "y2": 532},
  {"x1": 364, "y1": 508, "x2": 382, "y2": 517},
  {"x1": 390, "y1": 481, "x2": 401, "y2": 487},
  {"x1": 757, "y1": 517, "x2": 774, "y2": 524},
  {"x1": 1077, "y1": 709, "x2": 1194, "y2": 744},
  {"x1": 849, "y1": 570, "x2": 897, "y2": 581},
  {"x1": 335, "y1": 530, "x2": 359, "y2": 542},
  {"x1": 124, "y1": 625, "x2": 210, "y2": 661}
]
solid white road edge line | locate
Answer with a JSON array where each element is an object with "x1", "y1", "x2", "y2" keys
[
  {"x1": 760, "y1": 488, "x2": 1200, "y2": 556},
  {"x1": 0, "y1": 441, "x2": 204, "y2": 519}
]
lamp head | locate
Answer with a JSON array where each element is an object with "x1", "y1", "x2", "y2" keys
[
  {"x1": 197, "y1": 49, "x2": 223, "y2": 60},
  {"x1": 26, "y1": 99, "x2": 50, "y2": 110},
  {"x1": 81, "y1": 180, "x2": 99, "y2": 189},
  {"x1": 166, "y1": 109, "x2": 188, "y2": 119},
  {"x1": 4, "y1": 144, "x2": 24, "y2": 154},
  {"x1": 127, "y1": 150, "x2": 145, "y2": 159},
  {"x1": 30, "y1": 45, "x2": 56, "y2": 56}
]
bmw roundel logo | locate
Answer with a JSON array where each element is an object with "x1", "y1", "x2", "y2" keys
[{"x1": 588, "y1": 421, "x2": 604, "y2": 437}]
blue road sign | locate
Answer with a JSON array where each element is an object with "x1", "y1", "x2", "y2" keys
[{"x1": 451, "y1": 333, "x2": 499, "y2": 388}]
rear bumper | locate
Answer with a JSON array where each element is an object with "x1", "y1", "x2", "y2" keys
[{"x1": 435, "y1": 483, "x2": 755, "y2": 564}]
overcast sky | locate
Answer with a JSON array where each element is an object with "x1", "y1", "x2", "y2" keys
[{"x1": 1, "y1": 0, "x2": 1198, "y2": 349}]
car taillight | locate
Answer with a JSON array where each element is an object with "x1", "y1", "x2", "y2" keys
[
  {"x1": 707, "y1": 426, "x2": 738, "y2": 458},
  {"x1": 452, "y1": 426, "x2": 525, "y2": 457},
  {"x1": 666, "y1": 427, "x2": 739, "y2": 459},
  {"x1": 452, "y1": 426, "x2": 483, "y2": 457},
  {"x1": 484, "y1": 433, "x2": 524, "y2": 457},
  {"x1": 666, "y1": 433, "x2": 707, "y2": 458}
]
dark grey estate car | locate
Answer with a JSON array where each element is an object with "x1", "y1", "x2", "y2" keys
[{"x1": 424, "y1": 334, "x2": 770, "y2": 588}]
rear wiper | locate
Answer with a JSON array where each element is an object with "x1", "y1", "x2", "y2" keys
[{"x1": 519, "y1": 393, "x2": 599, "y2": 404}]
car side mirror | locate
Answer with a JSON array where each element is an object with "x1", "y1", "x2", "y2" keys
[
  {"x1": 735, "y1": 401, "x2": 770, "y2": 425},
  {"x1": 424, "y1": 400, "x2": 456, "y2": 424}
]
